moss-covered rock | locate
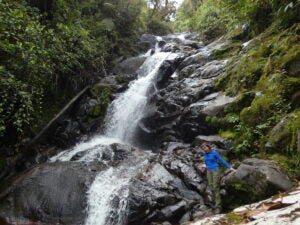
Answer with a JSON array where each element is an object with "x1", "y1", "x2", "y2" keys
[
  {"x1": 224, "y1": 92, "x2": 256, "y2": 114},
  {"x1": 267, "y1": 110, "x2": 300, "y2": 152},
  {"x1": 86, "y1": 83, "x2": 113, "y2": 124},
  {"x1": 212, "y1": 42, "x2": 242, "y2": 60},
  {"x1": 213, "y1": 23, "x2": 300, "y2": 164},
  {"x1": 240, "y1": 94, "x2": 280, "y2": 127},
  {"x1": 223, "y1": 158, "x2": 293, "y2": 210}
]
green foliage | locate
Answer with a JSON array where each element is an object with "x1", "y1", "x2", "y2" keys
[
  {"x1": 223, "y1": 182, "x2": 263, "y2": 210},
  {"x1": 0, "y1": 0, "x2": 170, "y2": 147},
  {"x1": 212, "y1": 42, "x2": 242, "y2": 60},
  {"x1": 175, "y1": 0, "x2": 300, "y2": 179},
  {"x1": 268, "y1": 153, "x2": 300, "y2": 178},
  {"x1": 0, "y1": 68, "x2": 36, "y2": 143},
  {"x1": 267, "y1": 110, "x2": 300, "y2": 153},
  {"x1": 215, "y1": 26, "x2": 299, "y2": 162},
  {"x1": 146, "y1": 18, "x2": 173, "y2": 35},
  {"x1": 175, "y1": 0, "x2": 300, "y2": 41}
]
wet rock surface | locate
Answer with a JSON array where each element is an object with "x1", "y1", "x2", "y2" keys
[
  {"x1": 0, "y1": 32, "x2": 295, "y2": 225},
  {"x1": 0, "y1": 161, "x2": 107, "y2": 225},
  {"x1": 0, "y1": 143, "x2": 293, "y2": 225}
]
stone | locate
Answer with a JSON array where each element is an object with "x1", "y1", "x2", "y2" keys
[
  {"x1": 223, "y1": 158, "x2": 293, "y2": 201},
  {"x1": 0, "y1": 162, "x2": 106, "y2": 225},
  {"x1": 111, "y1": 56, "x2": 147, "y2": 75}
]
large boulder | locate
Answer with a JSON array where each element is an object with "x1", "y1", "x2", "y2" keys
[
  {"x1": 0, "y1": 142, "x2": 144, "y2": 225},
  {"x1": 0, "y1": 161, "x2": 106, "y2": 225},
  {"x1": 194, "y1": 135, "x2": 233, "y2": 152},
  {"x1": 139, "y1": 34, "x2": 158, "y2": 50},
  {"x1": 111, "y1": 56, "x2": 147, "y2": 75},
  {"x1": 223, "y1": 158, "x2": 293, "y2": 208}
]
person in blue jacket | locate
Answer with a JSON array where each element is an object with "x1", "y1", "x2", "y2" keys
[{"x1": 200, "y1": 142, "x2": 236, "y2": 213}]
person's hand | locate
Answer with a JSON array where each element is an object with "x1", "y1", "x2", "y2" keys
[
  {"x1": 230, "y1": 167, "x2": 237, "y2": 173},
  {"x1": 198, "y1": 163, "x2": 206, "y2": 172}
]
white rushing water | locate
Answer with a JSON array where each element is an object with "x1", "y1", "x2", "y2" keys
[
  {"x1": 104, "y1": 52, "x2": 177, "y2": 143},
  {"x1": 85, "y1": 156, "x2": 149, "y2": 225},
  {"x1": 50, "y1": 47, "x2": 178, "y2": 225}
]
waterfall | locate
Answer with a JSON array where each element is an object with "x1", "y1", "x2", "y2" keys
[
  {"x1": 50, "y1": 45, "x2": 178, "y2": 225},
  {"x1": 104, "y1": 52, "x2": 176, "y2": 144},
  {"x1": 85, "y1": 157, "x2": 149, "y2": 225}
]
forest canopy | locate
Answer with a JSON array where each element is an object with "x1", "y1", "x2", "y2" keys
[
  {"x1": 0, "y1": 0, "x2": 177, "y2": 146},
  {"x1": 0, "y1": 0, "x2": 299, "y2": 177}
]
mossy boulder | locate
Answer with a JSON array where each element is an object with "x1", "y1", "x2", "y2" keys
[
  {"x1": 240, "y1": 94, "x2": 280, "y2": 127},
  {"x1": 212, "y1": 42, "x2": 242, "y2": 60},
  {"x1": 80, "y1": 83, "x2": 114, "y2": 126},
  {"x1": 224, "y1": 92, "x2": 256, "y2": 114},
  {"x1": 282, "y1": 47, "x2": 300, "y2": 77},
  {"x1": 267, "y1": 110, "x2": 300, "y2": 152},
  {"x1": 223, "y1": 158, "x2": 293, "y2": 210}
]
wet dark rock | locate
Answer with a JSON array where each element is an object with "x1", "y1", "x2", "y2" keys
[
  {"x1": 125, "y1": 178, "x2": 177, "y2": 225},
  {"x1": 111, "y1": 56, "x2": 147, "y2": 75},
  {"x1": 178, "y1": 52, "x2": 211, "y2": 71},
  {"x1": 190, "y1": 60, "x2": 227, "y2": 79},
  {"x1": 163, "y1": 142, "x2": 191, "y2": 153},
  {"x1": 182, "y1": 39, "x2": 203, "y2": 49},
  {"x1": 160, "y1": 200, "x2": 187, "y2": 221},
  {"x1": 158, "y1": 40, "x2": 167, "y2": 48},
  {"x1": 178, "y1": 64, "x2": 202, "y2": 79},
  {"x1": 0, "y1": 161, "x2": 106, "y2": 225},
  {"x1": 52, "y1": 119, "x2": 81, "y2": 148},
  {"x1": 191, "y1": 92, "x2": 236, "y2": 117},
  {"x1": 139, "y1": 34, "x2": 158, "y2": 50},
  {"x1": 161, "y1": 43, "x2": 180, "y2": 52},
  {"x1": 194, "y1": 135, "x2": 233, "y2": 151},
  {"x1": 223, "y1": 158, "x2": 293, "y2": 205},
  {"x1": 155, "y1": 60, "x2": 177, "y2": 89},
  {"x1": 124, "y1": 159, "x2": 205, "y2": 225}
]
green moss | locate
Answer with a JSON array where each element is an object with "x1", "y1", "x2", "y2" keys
[
  {"x1": 224, "y1": 92, "x2": 255, "y2": 113},
  {"x1": 212, "y1": 42, "x2": 242, "y2": 60},
  {"x1": 226, "y1": 212, "x2": 245, "y2": 221},
  {"x1": 240, "y1": 94, "x2": 280, "y2": 127},
  {"x1": 87, "y1": 104, "x2": 102, "y2": 117},
  {"x1": 268, "y1": 110, "x2": 300, "y2": 152},
  {"x1": 219, "y1": 130, "x2": 236, "y2": 139},
  {"x1": 86, "y1": 84, "x2": 112, "y2": 125},
  {"x1": 217, "y1": 25, "x2": 299, "y2": 96},
  {"x1": 267, "y1": 153, "x2": 300, "y2": 179},
  {"x1": 216, "y1": 48, "x2": 267, "y2": 95},
  {"x1": 223, "y1": 182, "x2": 262, "y2": 210},
  {"x1": 115, "y1": 75, "x2": 124, "y2": 84}
]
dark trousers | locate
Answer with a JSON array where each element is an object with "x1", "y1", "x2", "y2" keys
[{"x1": 207, "y1": 169, "x2": 221, "y2": 209}]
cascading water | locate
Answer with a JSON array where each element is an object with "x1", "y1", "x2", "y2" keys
[
  {"x1": 104, "y1": 52, "x2": 176, "y2": 144},
  {"x1": 50, "y1": 41, "x2": 178, "y2": 225}
]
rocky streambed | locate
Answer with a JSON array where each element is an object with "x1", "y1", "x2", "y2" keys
[{"x1": 0, "y1": 32, "x2": 294, "y2": 225}]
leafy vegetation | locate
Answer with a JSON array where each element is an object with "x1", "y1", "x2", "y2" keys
[
  {"x1": 0, "y1": 0, "x2": 299, "y2": 181},
  {"x1": 176, "y1": 0, "x2": 300, "y2": 177},
  {"x1": 175, "y1": 0, "x2": 300, "y2": 41},
  {"x1": 0, "y1": 0, "x2": 176, "y2": 147}
]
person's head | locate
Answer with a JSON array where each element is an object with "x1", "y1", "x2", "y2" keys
[{"x1": 200, "y1": 142, "x2": 212, "y2": 153}]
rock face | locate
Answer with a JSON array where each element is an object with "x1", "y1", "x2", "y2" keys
[
  {"x1": 111, "y1": 56, "x2": 147, "y2": 75},
  {"x1": 0, "y1": 32, "x2": 295, "y2": 225},
  {"x1": 0, "y1": 143, "x2": 142, "y2": 225},
  {"x1": 0, "y1": 143, "x2": 293, "y2": 225},
  {"x1": 0, "y1": 161, "x2": 106, "y2": 225},
  {"x1": 227, "y1": 158, "x2": 293, "y2": 192},
  {"x1": 222, "y1": 158, "x2": 293, "y2": 208},
  {"x1": 189, "y1": 184, "x2": 300, "y2": 225}
]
